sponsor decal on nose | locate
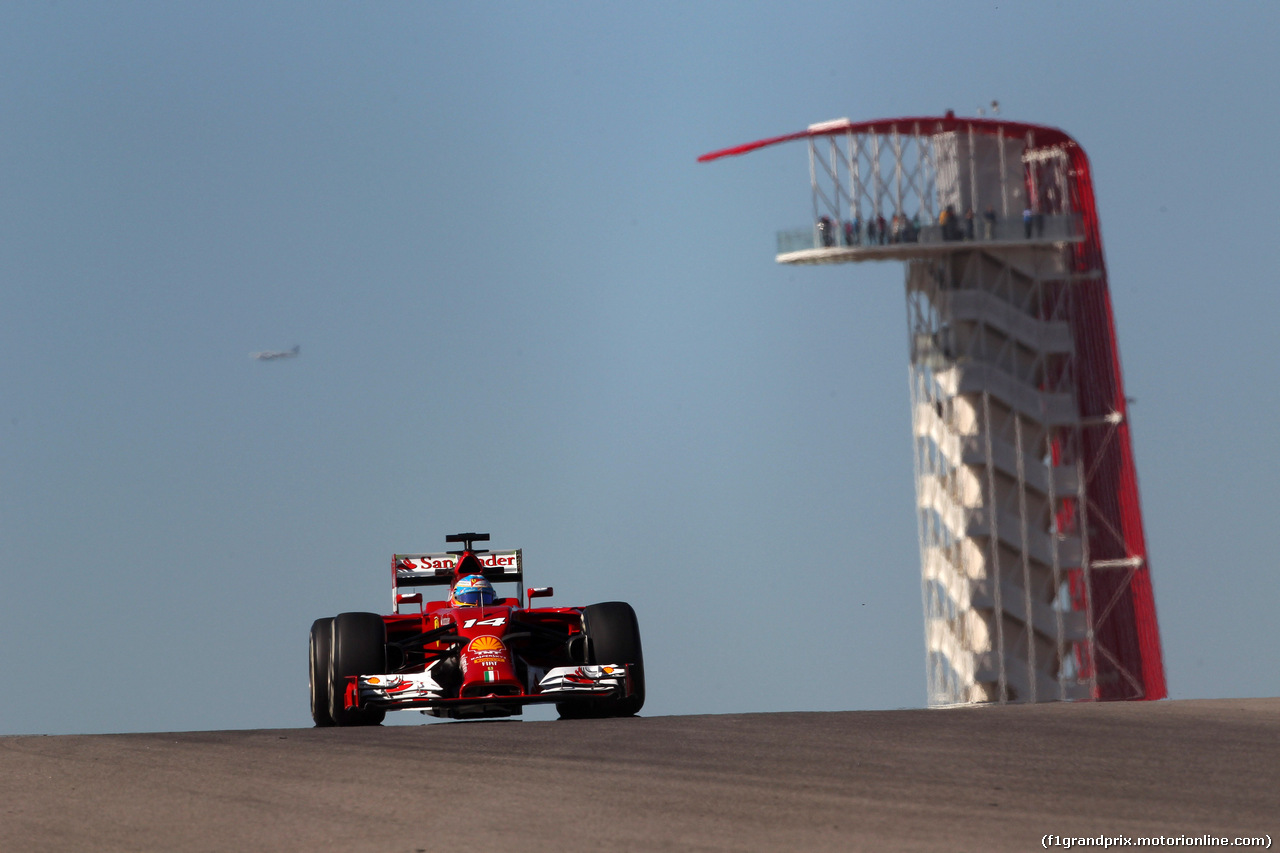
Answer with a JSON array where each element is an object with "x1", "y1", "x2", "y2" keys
[
  {"x1": 468, "y1": 636, "x2": 505, "y2": 653},
  {"x1": 466, "y1": 635, "x2": 508, "y2": 668}
]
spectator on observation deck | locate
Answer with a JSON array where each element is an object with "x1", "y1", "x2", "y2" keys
[
  {"x1": 1023, "y1": 206, "x2": 1033, "y2": 239},
  {"x1": 818, "y1": 215, "x2": 834, "y2": 247},
  {"x1": 942, "y1": 205, "x2": 961, "y2": 241},
  {"x1": 964, "y1": 208, "x2": 975, "y2": 240},
  {"x1": 983, "y1": 206, "x2": 996, "y2": 240}
]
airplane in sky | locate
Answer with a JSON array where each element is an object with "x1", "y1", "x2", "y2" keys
[{"x1": 251, "y1": 345, "x2": 300, "y2": 361}]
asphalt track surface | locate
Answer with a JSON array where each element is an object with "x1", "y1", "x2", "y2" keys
[{"x1": 2, "y1": 699, "x2": 1276, "y2": 852}]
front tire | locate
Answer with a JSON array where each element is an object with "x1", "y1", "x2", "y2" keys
[
  {"x1": 309, "y1": 617, "x2": 335, "y2": 727},
  {"x1": 557, "y1": 601, "x2": 645, "y2": 719},
  {"x1": 327, "y1": 612, "x2": 387, "y2": 726}
]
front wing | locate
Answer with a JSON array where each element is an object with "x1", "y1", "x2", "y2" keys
[{"x1": 343, "y1": 664, "x2": 636, "y2": 713}]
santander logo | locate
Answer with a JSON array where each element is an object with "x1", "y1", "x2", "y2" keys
[{"x1": 398, "y1": 552, "x2": 519, "y2": 572}]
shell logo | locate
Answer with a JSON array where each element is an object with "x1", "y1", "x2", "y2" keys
[{"x1": 467, "y1": 636, "x2": 505, "y2": 653}]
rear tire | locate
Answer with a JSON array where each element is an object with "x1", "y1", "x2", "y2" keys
[
  {"x1": 328, "y1": 612, "x2": 387, "y2": 726},
  {"x1": 309, "y1": 617, "x2": 335, "y2": 727},
  {"x1": 557, "y1": 601, "x2": 645, "y2": 719}
]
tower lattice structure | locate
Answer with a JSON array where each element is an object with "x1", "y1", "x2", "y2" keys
[{"x1": 701, "y1": 115, "x2": 1166, "y2": 704}]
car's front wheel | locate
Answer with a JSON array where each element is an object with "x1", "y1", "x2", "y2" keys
[
  {"x1": 557, "y1": 601, "x2": 645, "y2": 719},
  {"x1": 327, "y1": 612, "x2": 387, "y2": 726}
]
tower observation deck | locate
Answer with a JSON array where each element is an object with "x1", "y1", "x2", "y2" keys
[{"x1": 701, "y1": 114, "x2": 1166, "y2": 705}]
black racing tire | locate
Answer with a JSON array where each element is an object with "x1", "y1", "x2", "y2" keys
[
  {"x1": 328, "y1": 612, "x2": 387, "y2": 726},
  {"x1": 309, "y1": 617, "x2": 335, "y2": 727},
  {"x1": 556, "y1": 601, "x2": 645, "y2": 719}
]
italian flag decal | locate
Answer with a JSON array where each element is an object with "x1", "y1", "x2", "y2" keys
[{"x1": 484, "y1": 670, "x2": 496, "y2": 683}]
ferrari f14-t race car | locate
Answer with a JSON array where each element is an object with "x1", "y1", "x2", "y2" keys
[{"x1": 309, "y1": 533, "x2": 644, "y2": 725}]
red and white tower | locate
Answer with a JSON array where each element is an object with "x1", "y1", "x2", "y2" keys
[{"x1": 701, "y1": 115, "x2": 1166, "y2": 704}]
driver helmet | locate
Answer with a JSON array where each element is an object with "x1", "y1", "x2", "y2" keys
[{"x1": 450, "y1": 574, "x2": 495, "y2": 607}]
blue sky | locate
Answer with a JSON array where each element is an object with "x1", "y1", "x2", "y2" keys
[{"x1": 3, "y1": 2, "x2": 1278, "y2": 735}]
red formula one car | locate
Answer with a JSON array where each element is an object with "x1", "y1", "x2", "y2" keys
[{"x1": 309, "y1": 533, "x2": 644, "y2": 725}]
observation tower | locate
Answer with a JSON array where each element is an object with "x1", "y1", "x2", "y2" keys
[{"x1": 700, "y1": 114, "x2": 1166, "y2": 705}]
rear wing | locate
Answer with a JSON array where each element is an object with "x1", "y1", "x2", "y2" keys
[{"x1": 392, "y1": 549, "x2": 523, "y2": 596}]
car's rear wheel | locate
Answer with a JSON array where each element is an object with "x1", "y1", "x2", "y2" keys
[
  {"x1": 328, "y1": 612, "x2": 387, "y2": 726},
  {"x1": 557, "y1": 601, "x2": 645, "y2": 719},
  {"x1": 309, "y1": 617, "x2": 335, "y2": 727}
]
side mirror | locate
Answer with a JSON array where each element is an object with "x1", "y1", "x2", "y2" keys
[
  {"x1": 527, "y1": 586, "x2": 554, "y2": 601},
  {"x1": 395, "y1": 592, "x2": 423, "y2": 613}
]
